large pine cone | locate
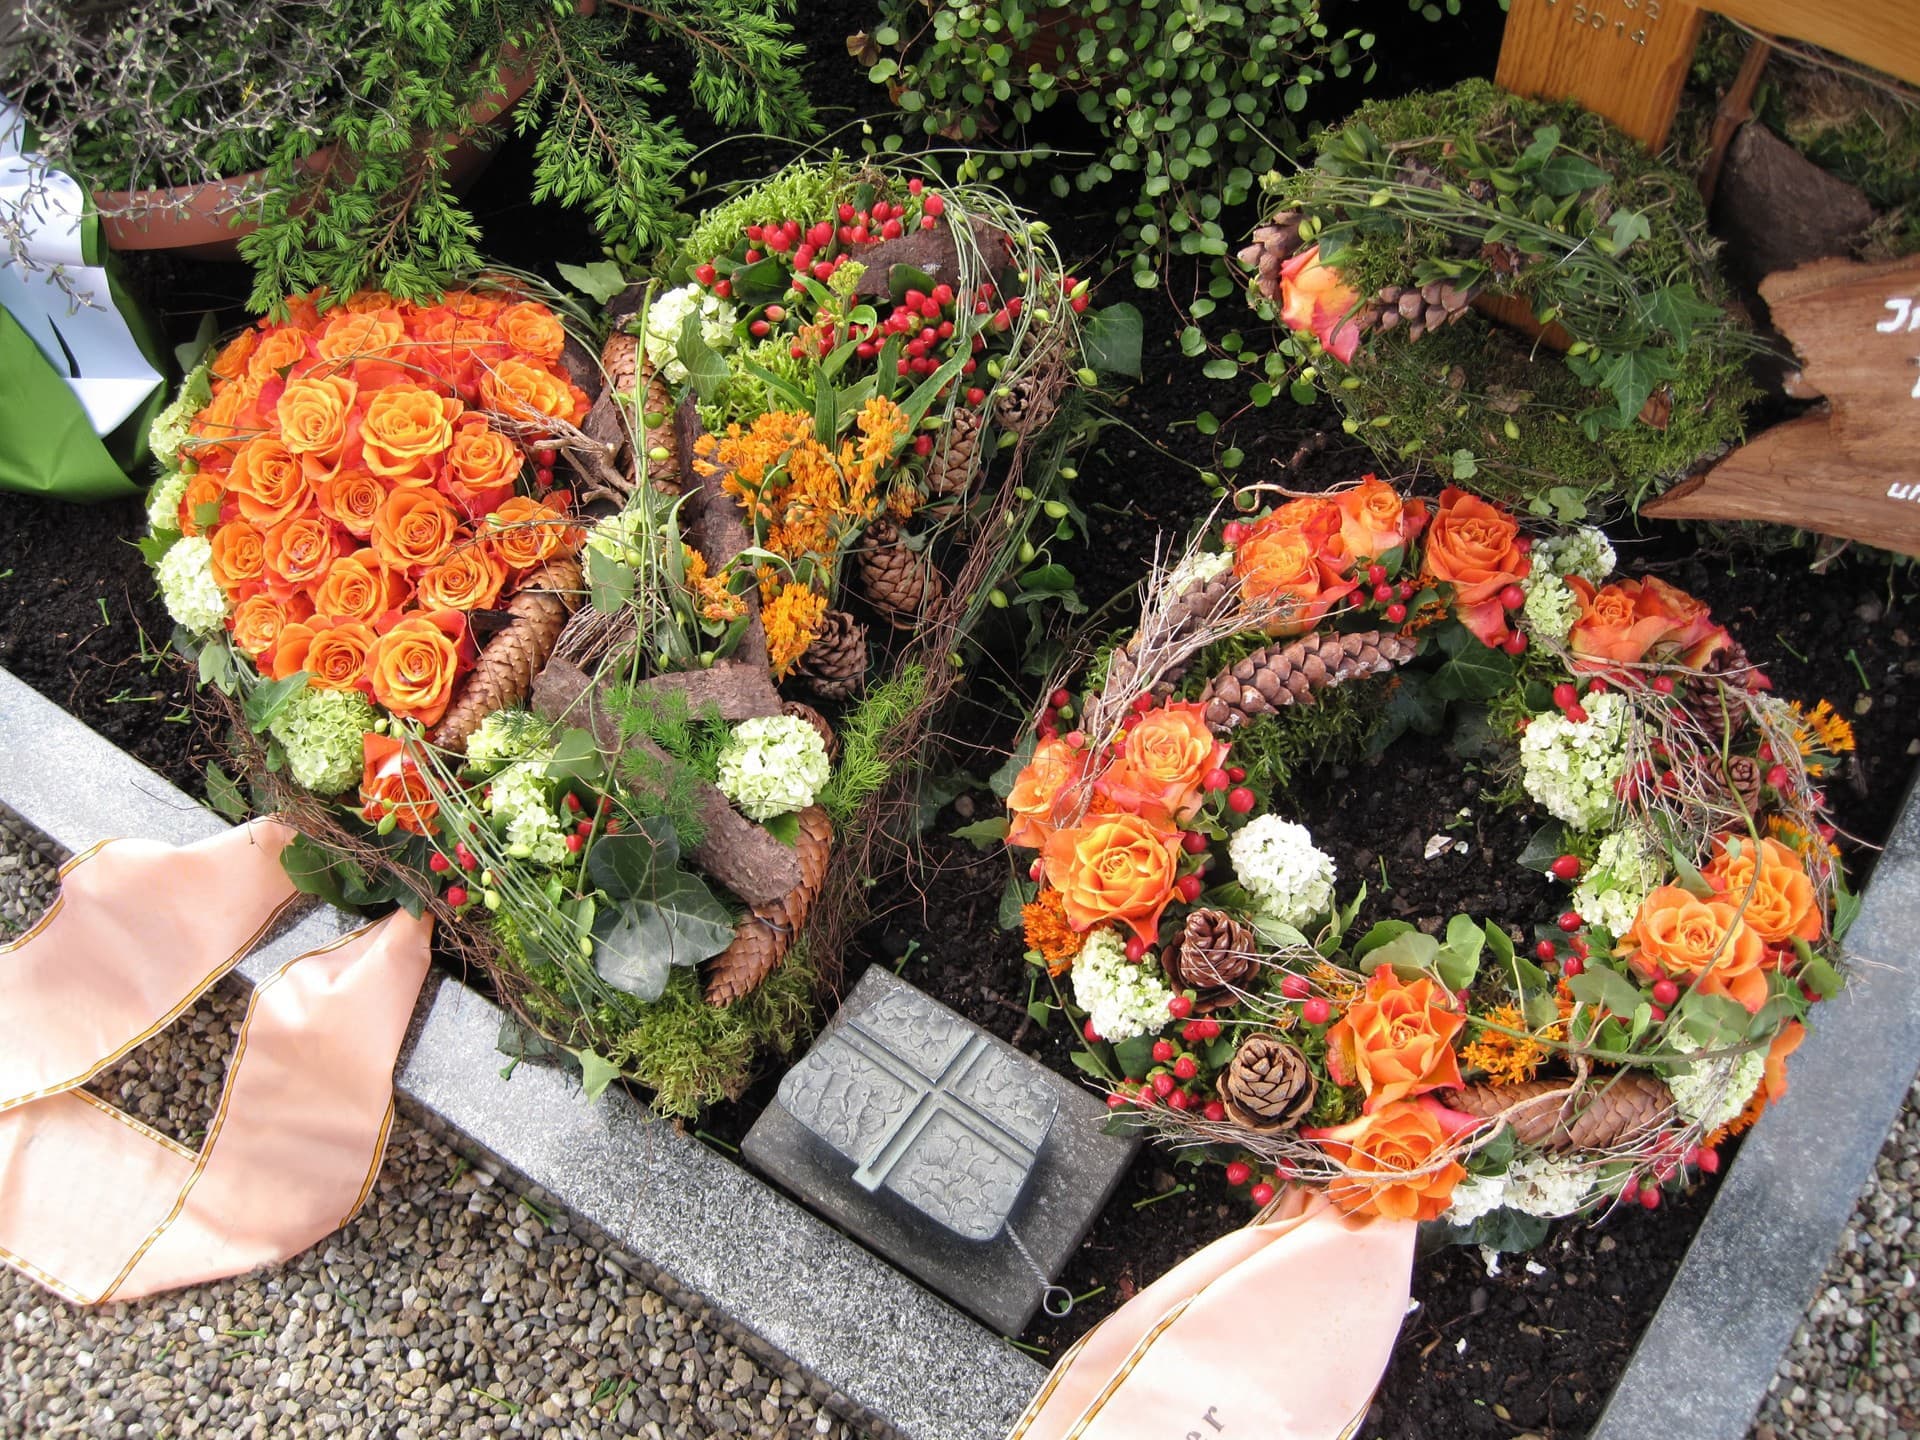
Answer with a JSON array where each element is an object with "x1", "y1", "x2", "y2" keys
[
  {"x1": 1198, "y1": 629, "x2": 1416, "y2": 734},
  {"x1": 1219, "y1": 1034, "x2": 1317, "y2": 1133},
  {"x1": 928, "y1": 406, "x2": 985, "y2": 497},
  {"x1": 795, "y1": 609, "x2": 868, "y2": 700},
  {"x1": 1104, "y1": 570, "x2": 1240, "y2": 699},
  {"x1": 857, "y1": 520, "x2": 944, "y2": 627},
  {"x1": 1237, "y1": 210, "x2": 1304, "y2": 304},
  {"x1": 428, "y1": 557, "x2": 582, "y2": 753},
  {"x1": 1684, "y1": 638, "x2": 1767, "y2": 717},
  {"x1": 704, "y1": 806, "x2": 833, "y2": 1007},
  {"x1": 596, "y1": 332, "x2": 679, "y2": 492},
  {"x1": 994, "y1": 343, "x2": 1068, "y2": 436},
  {"x1": 1444, "y1": 1074, "x2": 1674, "y2": 1151},
  {"x1": 1162, "y1": 909, "x2": 1258, "y2": 1013}
]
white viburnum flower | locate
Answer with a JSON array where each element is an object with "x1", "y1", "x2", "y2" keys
[
  {"x1": 1665, "y1": 1032, "x2": 1766, "y2": 1132},
  {"x1": 155, "y1": 535, "x2": 227, "y2": 636},
  {"x1": 487, "y1": 760, "x2": 570, "y2": 868},
  {"x1": 146, "y1": 468, "x2": 191, "y2": 535},
  {"x1": 1573, "y1": 825, "x2": 1666, "y2": 936},
  {"x1": 1534, "y1": 526, "x2": 1616, "y2": 586},
  {"x1": 1518, "y1": 690, "x2": 1631, "y2": 832},
  {"x1": 1072, "y1": 927, "x2": 1174, "y2": 1044},
  {"x1": 268, "y1": 686, "x2": 377, "y2": 796},
  {"x1": 1446, "y1": 1152, "x2": 1602, "y2": 1226},
  {"x1": 715, "y1": 714, "x2": 831, "y2": 821},
  {"x1": 640, "y1": 283, "x2": 738, "y2": 384},
  {"x1": 1228, "y1": 815, "x2": 1337, "y2": 928}
]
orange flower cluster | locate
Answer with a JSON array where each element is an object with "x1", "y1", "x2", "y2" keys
[
  {"x1": 1021, "y1": 888, "x2": 1084, "y2": 974},
  {"x1": 1459, "y1": 1002, "x2": 1564, "y2": 1087},
  {"x1": 1325, "y1": 965, "x2": 1466, "y2": 1113},
  {"x1": 1230, "y1": 479, "x2": 1431, "y2": 636},
  {"x1": 1566, "y1": 574, "x2": 1755, "y2": 685},
  {"x1": 179, "y1": 288, "x2": 589, "y2": 727}
]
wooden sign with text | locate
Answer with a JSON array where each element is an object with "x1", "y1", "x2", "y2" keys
[{"x1": 1642, "y1": 257, "x2": 1920, "y2": 558}]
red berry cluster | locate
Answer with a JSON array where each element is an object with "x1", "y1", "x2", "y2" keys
[
  {"x1": 427, "y1": 837, "x2": 481, "y2": 909},
  {"x1": 1357, "y1": 557, "x2": 1419, "y2": 628},
  {"x1": 1222, "y1": 1158, "x2": 1291, "y2": 1208},
  {"x1": 1277, "y1": 972, "x2": 1339, "y2": 1027},
  {"x1": 1618, "y1": 1140, "x2": 1720, "y2": 1212},
  {"x1": 1102, "y1": 1007, "x2": 1227, "y2": 1117}
]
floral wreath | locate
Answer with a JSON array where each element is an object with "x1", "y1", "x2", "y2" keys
[{"x1": 1002, "y1": 478, "x2": 1853, "y2": 1240}]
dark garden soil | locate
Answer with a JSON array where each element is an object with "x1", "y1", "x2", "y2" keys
[{"x1": 4, "y1": 5, "x2": 1919, "y2": 1437}]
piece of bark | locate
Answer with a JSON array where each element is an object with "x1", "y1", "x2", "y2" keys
[
  {"x1": 624, "y1": 661, "x2": 783, "y2": 721},
  {"x1": 1712, "y1": 122, "x2": 1876, "y2": 293},
  {"x1": 675, "y1": 397, "x2": 769, "y2": 673},
  {"x1": 849, "y1": 216, "x2": 1017, "y2": 300},
  {"x1": 532, "y1": 659, "x2": 801, "y2": 906}
]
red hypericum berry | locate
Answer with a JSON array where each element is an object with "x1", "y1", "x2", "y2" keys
[
  {"x1": 1182, "y1": 830, "x2": 1210, "y2": 855},
  {"x1": 1550, "y1": 854, "x2": 1583, "y2": 880},
  {"x1": 445, "y1": 885, "x2": 468, "y2": 908},
  {"x1": 808, "y1": 221, "x2": 833, "y2": 248},
  {"x1": 534, "y1": 466, "x2": 554, "y2": 488},
  {"x1": 576, "y1": 819, "x2": 594, "y2": 837},
  {"x1": 1499, "y1": 583, "x2": 1526, "y2": 610},
  {"x1": 1197, "y1": 1018, "x2": 1222, "y2": 1040},
  {"x1": 1652, "y1": 978, "x2": 1680, "y2": 1006},
  {"x1": 1587, "y1": 677, "x2": 1607, "y2": 694},
  {"x1": 1227, "y1": 787, "x2": 1256, "y2": 814},
  {"x1": 565, "y1": 833, "x2": 584, "y2": 854},
  {"x1": 1106, "y1": 1092, "x2": 1127, "y2": 1110},
  {"x1": 1503, "y1": 631, "x2": 1528, "y2": 656},
  {"x1": 1151, "y1": 1073, "x2": 1176, "y2": 1097},
  {"x1": 1652, "y1": 674, "x2": 1676, "y2": 694},
  {"x1": 1131, "y1": 694, "x2": 1156, "y2": 714},
  {"x1": 1366, "y1": 563, "x2": 1387, "y2": 586},
  {"x1": 1640, "y1": 1186, "x2": 1662, "y2": 1210},
  {"x1": 750, "y1": 319, "x2": 771, "y2": 338},
  {"x1": 1396, "y1": 581, "x2": 1414, "y2": 600},
  {"x1": 913, "y1": 434, "x2": 934, "y2": 457},
  {"x1": 604, "y1": 819, "x2": 620, "y2": 834},
  {"x1": 1563, "y1": 955, "x2": 1585, "y2": 977},
  {"x1": 1204, "y1": 1100, "x2": 1228, "y2": 1122},
  {"x1": 1029, "y1": 859, "x2": 1044, "y2": 882},
  {"x1": 1372, "y1": 582, "x2": 1393, "y2": 603},
  {"x1": 533, "y1": 447, "x2": 557, "y2": 468},
  {"x1": 1225, "y1": 1160, "x2": 1252, "y2": 1187},
  {"x1": 1065, "y1": 729, "x2": 1086, "y2": 750},
  {"x1": 881, "y1": 218, "x2": 904, "y2": 239},
  {"x1": 1565, "y1": 704, "x2": 1590, "y2": 724},
  {"x1": 455, "y1": 842, "x2": 477, "y2": 869},
  {"x1": 1182, "y1": 1020, "x2": 1206, "y2": 1042},
  {"x1": 1084, "y1": 1019, "x2": 1103, "y2": 1043},
  {"x1": 1226, "y1": 767, "x2": 1246, "y2": 783},
  {"x1": 1151, "y1": 1039, "x2": 1176, "y2": 1064},
  {"x1": 1250, "y1": 1182, "x2": 1276, "y2": 1207},
  {"x1": 428, "y1": 852, "x2": 450, "y2": 874},
  {"x1": 1135, "y1": 1087, "x2": 1156, "y2": 1108},
  {"x1": 1557, "y1": 910, "x2": 1583, "y2": 933},
  {"x1": 1124, "y1": 935, "x2": 1148, "y2": 964},
  {"x1": 714, "y1": 280, "x2": 731, "y2": 299},
  {"x1": 1385, "y1": 602, "x2": 1408, "y2": 624},
  {"x1": 1176, "y1": 874, "x2": 1205, "y2": 903},
  {"x1": 1302, "y1": 997, "x2": 1332, "y2": 1026},
  {"x1": 1071, "y1": 293, "x2": 1089, "y2": 312},
  {"x1": 1280, "y1": 974, "x2": 1311, "y2": 1000},
  {"x1": 1168, "y1": 994, "x2": 1194, "y2": 1019},
  {"x1": 1619, "y1": 1179, "x2": 1640, "y2": 1205},
  {"x1": 766, "y1": 229, "x2": 791, "y2": 252},
  {"x1": 1570, "y1": 935, "x2": 1589, "y2": 958},
  {"x1": 1552, "y1": 681, "x2": 1579, "y2": 710},
  {"x1": 1648, "y1": 1005, "x2": 1667, "y2": 1022},
  {"x1": 1532, "y1": 943, "x2": 1556, "y2": 967},
  {"x1": 812, "y1": 261, "x2": 835, "y2": 281},
  {"x1": 924, "y1": 193, "x2": 945, "y2": 217},
  {"x1": 966, "y1": 386, "x2": 987, "y2": 405},
  {"x1": 693, "y1": 263, "x2": 717, "y2": 286},
  {"x1": 1203, "y1": 767, "x2": 1231, "y2": 792},
  {"x1": 1173, "y1": 1056, "x2": 1198, "y2": 1080},
  {"x1": 1221, "y1": 520, "x2": 1250, "y2": 546},
  {"x1": 744, "y1": 248, "x2": 762, "y2": 263},
  {"x1": 1766, "y1": 763, "x2": 1791, "y2": 789},
  {"x1": 1697, "y1": 1148, "x2": 1721, "y2": 1174},
  {"x1": 1166, "y1": 1087, "x2": 1192, "y2": 1111}
]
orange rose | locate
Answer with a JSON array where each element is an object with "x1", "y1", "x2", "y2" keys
[
  {"x1": 1702, "y1": 836, "x2": 1822, "y2": 946},
  {"x1": 481, "y1": 357, "x2": 589, "y2": 430},
  {"x1": 262, "y1": 513, "x2": 344, "y2": 597},
  {"x1": 1760, "y1": 1019, "x2": 1805, "y2": 1107},
  {"x1": 365, "y1": 611, "x2": 465, "y2": 725},
  {"x1": 276, "y1": 374, "x2": 359, "y2": 472},
  {"x1": 371, "y1": 487, "x2": 461, "y2": 573},
  {"x1": 210, "y1": 329, "x2": 259, "y2": 383},
  {"x1": 1418, "y1": 487, "x2": 1530, "y2": 647},
  {"x1": 1566, "y1": 576, "x2": 1671, "y2": 671},
  {"x1": 178, "y1": 473, "x2": 227, "y2": 537},
  {"x1": 1278, "y1": 244, "x2": 1363, "y2": 364},
  {"x1": 439, "y1": 414, "x2": 523, "y2": 517},
  {"x1": 274, "y1": 617, "x2": 376, "y2": 690},
  {"x1": 315, "y1": 308, "x2": 405, "y2": 365},
  {"x1": 1233, "y1": 503, "x2": 1356, "y2": 636},
  {"x1": 486, "y1": 495, "x2": 570, "y2": 571},
  {"x1": 1325, "y1": 966, "x2": 1467, "y2": 1113},
  {"x1": 444, "y1": 289, "x2": 510, "y2": 321},
  {"x1": 1097, "y1": 702, "x2": 1227, "y2": 824},
  {"x1": 497, "y1": 301, "x2": 568, "y2": 361},
  {"x1": 343, "y1": 290, "x2": 398, "y2": 314},
  {"x1": 316, "y1": 468, "x2": 388, "y2": 538},
  {"x1": 229, "y1": 591, "x2": 312, "y2": 663},
  {"x1": 208, "y1": 520, "x2": 267, "y2": 594},
  {"x1": 1618, "y1": 885, "x2": 1770, "y2": 1012},
  {"x1": 1303, "y1": 1096, "x2": 1477, "y2": 1222},
  {"x1": 227, "y1": 437, "x2": 313, "y2": 529},
  {"x1": 359, "y1": 385, "x2": 463, "y2": 480},
  {"x1": 281, "y1": 290, "x2": 327, "y2": 331},
  {"x1": 415, "y1": 541, "x2": 507, "y2": 612},
  {"x1": 358, "y1": 733, "x2": 439, "y2": 836},
  {"x1": 189, "y1": 384, "x2": 259, "y2": 455},
  {"x1": 1041, "y1": 811, "x2": 1183, "y2": 945},
  {"x1": 246, "y1": 326, "x2": 311, "y2": 384},
  {"x1": 1006, "y1": 736, "x2": 1092, "y2": 850},
  {"x1": 1333, "y1": 475, "x2": 1428, "y2": 563},
  {"x1": 310, "y1": 548, "x2": 408, "y2": 626}
]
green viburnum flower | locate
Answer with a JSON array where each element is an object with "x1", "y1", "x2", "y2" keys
[
  {"x1": 269, "y1": 686, "x2": 376, "y2": 796},
  {"x1": 715, "y1": 714, "x2": 830, "y2": 821}
]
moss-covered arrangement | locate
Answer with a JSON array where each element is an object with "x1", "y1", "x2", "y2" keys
[{"x1": 1249, "y1": 80, "x2": 1757, "y2": 513}]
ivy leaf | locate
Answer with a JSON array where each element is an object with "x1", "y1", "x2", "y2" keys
[
  {"x1": 1535, "y1": 153, "x2": 1610, "y2": 196},
  {"x1": 1082, "y1": 302, "x2": 1144, "y2": 377},
  {"x1": 554, "y1": 261, "x2": 629, "y2": 306},
  {"x1": 1516, "y1": 822, "x2": 1573, "y2": 873},
  {"x1": 590, "y1": 872, "x2": 735, "y2": 1002},
  {"x1": 575, "y1": 1048, "x2": 621, "y2": 1103},
  {"x1": 677, "y1": 311, "x2": 730, "y2": 403},
  {"x1": 243, "y1": 670, "x2": 310, "y2": 734},
  {"x1": 1609, "y1": 208, "x2": 1652, "y2": 252},
  {"x1": 951, "y1": 816, "x2": 1010, "y2": 850},
  {"x1": 762, "y1": 811, "x2": 801, "y2": 848},
  {"x1": 205, "y1": 762, "x2": 249, "y2": 822},
  {"x1": 1639, "y1": 283, "x2": 1720, "y2": 350},
  {"x1": 1428, "y1": 623, "x2": 1518, "y2": 702},
  {"x1": 989, "y1": 731, "x2": 1037, "y2": 800},
  {"x1": 999, "y1": 872, "x2": 1037, "y2": 931},
  {"x1": 587, "y1": 816, "x2": 680, "y2": 901},
  {"x1": 1600, "y1": 346, "x2": 1673, "y2": 426}
]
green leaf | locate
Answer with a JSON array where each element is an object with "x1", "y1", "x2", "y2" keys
[
  {"x1": 242, "y1": 670, "x2": 309, "y2": 734},
  {"x1": 545, "y1": 728, "x2": 605, "y2": 786},
  {"x1": 496, "y1": 1016, "x2": 572, "y2": 1066},
  {"x1": 1609, "y1": 208, "x2": 1652, "y2": 252},
  {"x1": 1568, "y1": 966, "x2": 1643, "y2": 1019},
  {"x1": 587, "y1": 816, "x2": 679, "y2": 902},
  {"x1": 677, "y1": 311, "x2": 730, "y2": 403},
  {"x1": 1202, "y1": 357, "x2": 1239, "y2": 380},
  {"x1": 1667, "y1": 844, "x2": 1716, "y2": 899},
  {"x1": 1428, "y1": 623, "x2": 1518, "y2": 702},
  {"x1": 575, "y1": 1049, "x2": 621, "y2": 1102},
  {"x1": 1352, "y1": 919, "x2": 1417, "y2": 960},
  {"x1": 952, "y1": 816, "x2": 1010, "y2": 850},
  {"x1": 1070, "y1": 1049, "x2": 1116, "y2": 1082},
  {"x1": 1675, "y1": 990, "x2": 1751, "y2": 1048},
  {"x1": 762, "y1": 811, "x2": 801, "y2": 847},
  {"x1": 586, "y1": 544, "x2": 634, "y2": 616},
  {"x1": 888, "y1": 263, "x2": 940, "y2": 304},
  {"x1": 1797, "y1": 949, "x2": 1843, "y2": 1000},
  {"x1": 1516, "y1": 822, "x2": 1573, "y2": 873},
  {"x1": 999, "y1": 872, "x2": 1038, "y2": 930},
  {"x1": 555, "y1": 261, "x2": 629, "y2": 306},
  {"x1": 1111, "y1": 1034, "x2": 1159, "y2": 1081},
  {"x1": 1434, "y1": 1206, "x2": 1552, "y2": 1254},
  {"x1": 590, "y1": 872, "x2": 736, "y2": 1002},
  {"x1": 205, "y1": 762, "x2": 249, "y2": 822},
  {"x1": 1246, "y1": 914, "x2": 1310, "y2": 950},
  {"x1": 1445, "y1": 914, "x2": 1487, "y2": 968},
  {"x1": 1535, "y1": 153, "x2": 1610, "y2": 196},
  {"x1": 1082, "y1": 302, "x2": 1144, "y2": 377},
  {"x1": 990, "y1": 732, "x2": 1038, "y2": 800},
  {"x1": 1600, "y1": 346, "x2": 1671, "y2": 426},
  {"x1": 1372, "y1": 931, "x2": 1443, "y2": 983},
  {"x1": 1448, "y1": 448, "x2": 1478, "y2": 481}
]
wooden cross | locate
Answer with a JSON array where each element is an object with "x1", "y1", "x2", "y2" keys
[{"x1": 1496, "y1": 0, "x2": 1920, "y2": 556}]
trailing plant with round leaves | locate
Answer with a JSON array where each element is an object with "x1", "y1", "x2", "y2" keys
[{"x1": 851, "y1": 0, "x2": 1375, "y2": 287}]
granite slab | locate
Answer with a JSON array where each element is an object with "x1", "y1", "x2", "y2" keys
[{"x1": 746, "y1": 968, "x2": 1139, "y2": 1336}]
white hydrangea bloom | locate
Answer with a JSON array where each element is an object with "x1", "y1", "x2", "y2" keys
[
  {"x1": 148, "y1": 357, "x2": 210, "y2": 470},
  {"x1": 1446, "y1": 1152, "x2": 1602, "y2": 1226},
  {"x1": 269, "y1": 687, "x2": 376, "y2": 796},
  {"x1": 146, "y1": 468, "x2": 191, "y2": 535},
  {"x1": 488, "y1": 760, "x2": 569, "y2": 868},
  {"x1": 1072, "y1": 928, "x2": 1174, "y2": 1043},
  {"x1": 1573, "y1": 825, "x2": 1666, "y2": 936},
  {"x1": 155, "y1": 535, "x2": 227, "y2": 636},
  {"x1": 1520, "y1": 571, "x2": 1580, "y2": 644},
  {"x1": 716, "y1": 714, "x2": 832, "y2": 821},
  {"x1": 466, "y1": 709, "x2": 554, "y2": 774},
  {"x1": 1665, "y1": 1032, "x2": 1766, "y2": 1132},
  {"x1": 1228, "y1": 816, "x2": 1336, "y2": 928},
  {"x1": 1518, "y1": 690, "x2": 1631, "y2": 831},
  {"x1": 1534, "y1": 526, "x2": 1616, "y2": 586},
  {"x1": 587, "y1": 507, "x2": 650, "y2": 568},
  {"x1": 1168, "y1": 546, "x2": 1234, "y2": 592},
  {"x1": 640, "y1": 284, "x2": 738, "y2": 384}
]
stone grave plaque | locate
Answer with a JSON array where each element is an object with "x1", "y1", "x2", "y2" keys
[{"x1": 744, "y1": 968, "x2": 1139, "y2": 1335}]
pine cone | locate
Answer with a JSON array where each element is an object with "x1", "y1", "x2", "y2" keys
[
  {"x1": 602, "y1": 332, "x2": 639, "y2": 392},
  {"x1": 1219, "y1": 1034, "x2": 1317, "y2": 1133},
  {"x1": 1198, "y1": 630, "x2": 1416, "y2": 734},
  {"x1": 1721, "y1": 753, "x2": 1765, "y2": 813},
  {"x1": 858, "y1": 520, "x2": 945, "y2": 627},
  {"x1": 1444, "y1": 1074, "x2": 1674, "y2": 1151},
  {"x1": 428, "y1": 558, "x2": 582, "y2": 753},
  {"x1": 1684, "y1": 638, "x2": 1767, "y2": 716},
  {"x1": 994, "y1": 345, "x2": 1068, "y2": 436},
  {"x1": 795, "y1": 609, "x2": 868, "y2": 700},
  {"x1": 1105, "y1": 571, "x2": 1240, "y2": 699},
  {"x1": 1237, "y1": 210, "x2": 1305, "y2": 304},
  {"x1": 783, "y1": 700, "x2": 839, "y2": 762},
  {"x1": 928, "y1": 405, "x2": 985, "y2": 497},
  {"x1": 597, "y1": 333, "x2": 680, "y2": 492},
  {"x1": 704, "y1": 806, "x2": 833, "y2": 1006},
  {"x1": 1162, "y1": 909, "x2": 1258, "y2": 1012}
]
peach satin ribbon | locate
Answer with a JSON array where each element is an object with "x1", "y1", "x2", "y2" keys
[
  {"x1": 0, "y1": 820, "x2": 430, "y2": 1303},
  {"x1": 1010, "y1": 1190, "x2": 1416, "y2": 1440}
]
